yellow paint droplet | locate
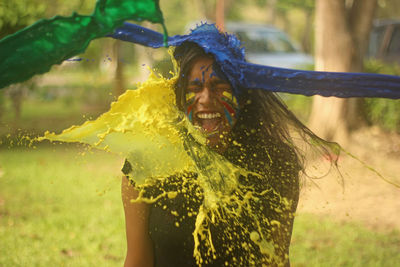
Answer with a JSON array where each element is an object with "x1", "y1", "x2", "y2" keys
[
  {"x1": 167, "y1": 191, "x2": 178, "y2": 199},
  {"x1": 171, "y1": 210, "x2": 179, "y2": 216},
  {"x1": 249, "y1": 231, "x2": 260, "y2": 242}
]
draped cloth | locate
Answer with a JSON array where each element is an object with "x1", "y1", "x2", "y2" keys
[
  {"x1": 0, "y1": 0, "x2": 167, "y2": 89},
  {"x1": 110, "y1": 22, "x2": 400, "y2": 99}
]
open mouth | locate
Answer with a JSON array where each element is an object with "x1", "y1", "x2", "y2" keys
[{"x1": 195, "y1": 112, "x2": 222, "y2": 134}]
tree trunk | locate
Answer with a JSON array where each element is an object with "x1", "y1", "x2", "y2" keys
[
  {"x1": 301, "y1": 9, "x2": 313, "y2": 54},
  {"x1": 201, "y1": 0, "x2": 217, "y2": 21},
  {"x1": 308, "y1": 0, "x2": 377, "y2": 144},
  {"x1": 281, "y1": 11, "x2": 291, "y2": 34},
  {"x1": 216, "y1": 0, "x2": 225, "y2": 31},
  {"x1": 133, "y1": 46, "x2": 153, "y2": 85},
  {"x1": 266, "y1": 0, "x2": 278, "y2": 25},
  {"x1": 113, "y1": 40, "x2": 125, "y2": 97},
  {"x1": 0, "y1": 90, "x2": 4, "y2": 123},
  {"x1": 8, "y1": 84, "x2": 24, "y2": 123}
]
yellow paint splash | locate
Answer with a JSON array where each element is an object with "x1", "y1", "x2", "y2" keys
[
  {"x1": 39, "y1": 71, "x2": 195, "y2": 185},
  {"x1": 39, "y1": 69, "x2": 291, "y2": 266}
]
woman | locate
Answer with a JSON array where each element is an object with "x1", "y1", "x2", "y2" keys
[
  {"x1": 33, "y1": 22, "x2": 341, "y2": 267},
  {"x1": 121, "y1": 40, "x2": 323, "y2": 266}
]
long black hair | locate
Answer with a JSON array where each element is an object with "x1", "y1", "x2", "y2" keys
[{"x1": 173, "y1": 42, "x2": 340, "y2": 178}]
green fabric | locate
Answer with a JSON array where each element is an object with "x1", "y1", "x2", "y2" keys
[{"x1": 0, "y1": 0, "x2": 167, "y2": 89}]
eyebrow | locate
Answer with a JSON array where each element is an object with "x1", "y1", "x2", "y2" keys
[
  {"x1": 211, "y1": 79, "x2": 230, "y2": 85},
  {"x1": 188, "y1": 80, "x2": 202, "y2": 86}
]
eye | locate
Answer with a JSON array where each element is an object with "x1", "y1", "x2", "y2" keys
[
  {"x1": 187, "y1": 86, "x2": 202, "y2": 93},
  {"x1": 216, "y1": 84, "x2": 231, "y2": 90},
  {"x1": 214, "y1": 83, "x2": 232, "y2": 93}
]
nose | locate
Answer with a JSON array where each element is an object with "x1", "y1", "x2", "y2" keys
[{"x1": 197, "y1": 86, "x2": 214, "y2": 106}]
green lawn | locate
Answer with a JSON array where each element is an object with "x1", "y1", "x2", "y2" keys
[
  {"x1": 0, "y1": 145, "x2": 126, "y2": 266},
  {"x1": 1, "y1": 146, "x2": 399, "y2": 266},
  {"x1": 291, "y1": 214, "x2": 400, "y2": 267}
]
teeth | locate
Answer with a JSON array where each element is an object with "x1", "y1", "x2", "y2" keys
[{"x1": 197, "y1": 113, "x2": 221, "y2": 119}]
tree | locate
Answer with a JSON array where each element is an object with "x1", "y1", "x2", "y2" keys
[
  {"x1": 0, "y1": 0, "x2": 95, "y2": 122},
  {"x1": 0, "y1": 0, "x2": 46, "y2": 121},
  {"x1": 275, "y1": 0, "x2": 315, "y2": 53},
  {"x1": 308, "y1": 0, "x2": 377, "y2": 144},
  {"x1": 113, "y1": 40, "x2": 125, "y2": 97},
  {"x1": 216, "y1": 0, "x2": 225, "y2": 30},
  {"x1": 254, "y1": 0, "x2": 315, "y2": 53},
  {"x1": 376, "y1": 0, "x2": 400, "y2": 18}
]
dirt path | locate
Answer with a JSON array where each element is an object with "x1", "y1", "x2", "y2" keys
[{"x1": 297, "y1": 127, "x2": 400, "y2": 232}]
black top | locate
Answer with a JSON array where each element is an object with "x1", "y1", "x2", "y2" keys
[{"x1": 122, "y1": 132, "x2": 300, "y2": 267}]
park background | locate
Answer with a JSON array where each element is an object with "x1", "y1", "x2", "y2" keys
[{"x1": 0, "y1": 0, "x2": 399, "y2": 266}]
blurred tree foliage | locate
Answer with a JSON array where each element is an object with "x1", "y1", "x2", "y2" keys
[
  {"x1": 256, "y1": 0, "x2": 314, "y2": 14},
  {"x1": 272, "y1": 0, "x2": 314, "y2": 53},
  {"x1": 364, "y1": 60, "x2": 400, "y2": 132},
  {"x1": 0, "y1": 0, "x2": 97, "y2": 122},
  {"x1": 226, "y1": 0, "x2": 315, "y2": 53},
  {"x1": 0, "y1": 0, "x2": 102, "y2": 68},
  {"x1": 365, "y1": 97, "x2": 400, "y2": 133},
  {"x1": 0, "y1": 0, "x2": 46, "y2": 38},
  {"x1": 376, "y1": 0, "x2": 400, "y2": 18},
  {"x1": 0, "y1": 0, "x2": 96, "y2": 38}
]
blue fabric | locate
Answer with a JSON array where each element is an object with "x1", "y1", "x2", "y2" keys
[{"x1": 110, "y1": 22, "x2": 400, "y2": 99}]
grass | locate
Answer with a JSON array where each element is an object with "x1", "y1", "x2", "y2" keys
[
  {"x1": 291, "y1": 214, "x2": 400, "y2": 267},
  {"x1": 0, "y1": 145, "x2": 126, "y2": 266},
  {"x1": 1, "y1": 146, "x2": 399, "y2": 266}
]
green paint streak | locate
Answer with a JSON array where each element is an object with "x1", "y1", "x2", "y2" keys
[
  {"x1": 0, "y1": 0, "x2": 167, "y2": 89},
  {"x1": 341, "y1": 148, "x2": 400, "y2": 188}
]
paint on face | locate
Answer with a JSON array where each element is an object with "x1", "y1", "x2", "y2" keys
[
  {"x1": 184, "y1": 57, "x2": 238, "y2": 151},
  {"x1": 220, "y1": 91, "x2": 239, "y2": 126},
  {"x1": 185, "y1": 91, "x2": 196, "y2": 122}
]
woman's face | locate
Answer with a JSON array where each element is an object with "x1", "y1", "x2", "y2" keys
[{"x1": 184, "y1": 57, "x2": 239, "y2": 151}]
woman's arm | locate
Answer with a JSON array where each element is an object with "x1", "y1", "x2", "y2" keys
[{"x1": 121, "y1": 177, "x2": 154, "y2": 267}]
